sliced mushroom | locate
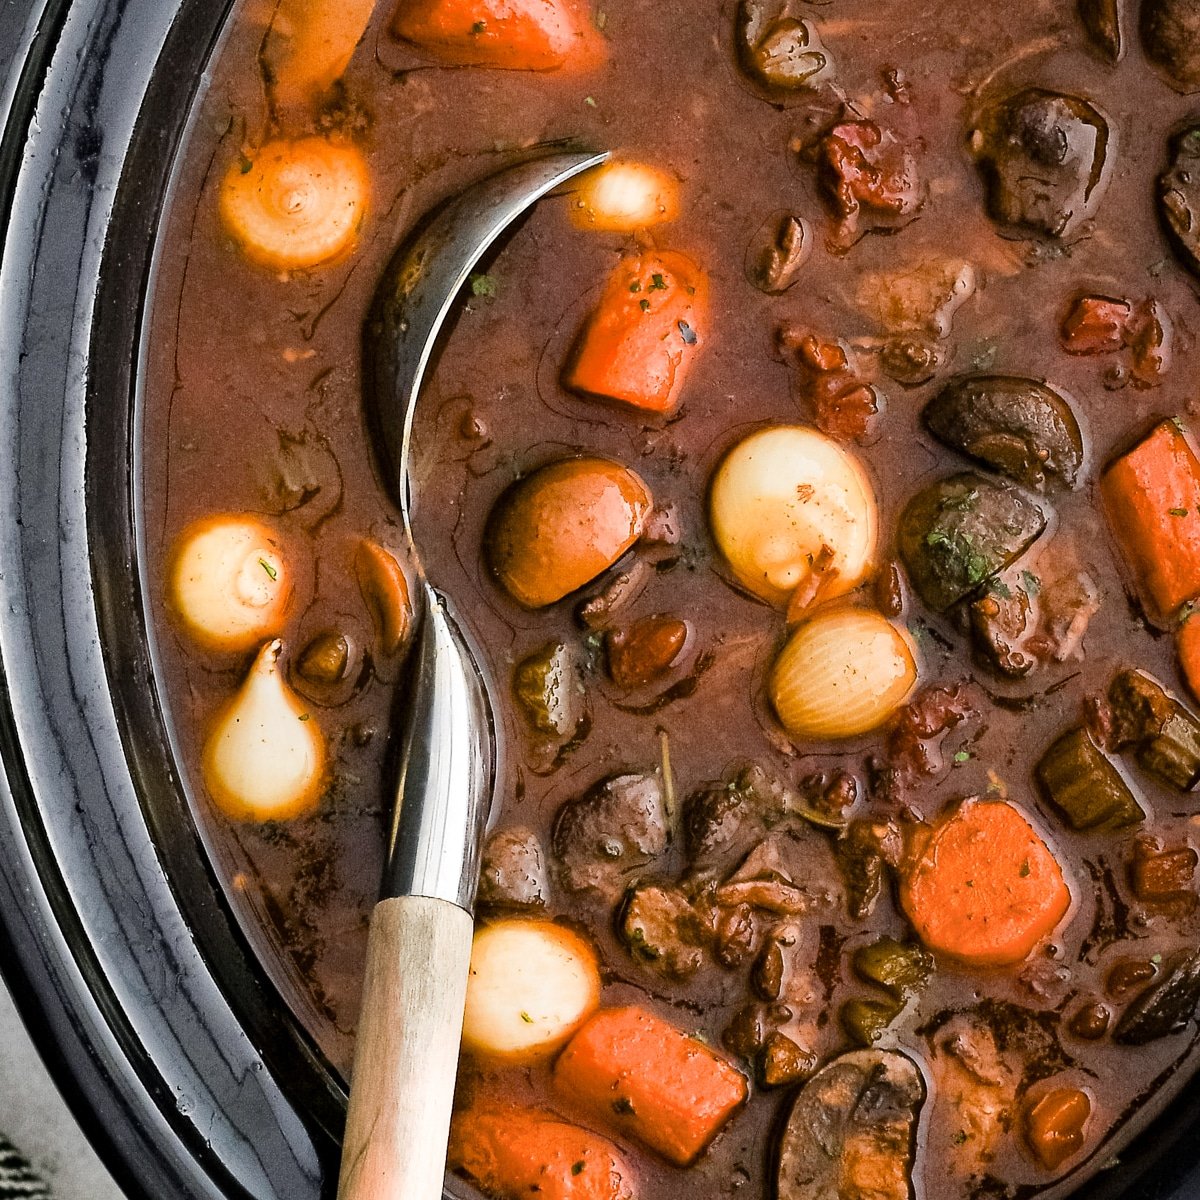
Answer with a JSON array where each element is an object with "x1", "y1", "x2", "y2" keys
[
  {"x1": 737, "y1": 0, "x2": 833, "y2": 92},
  {"x1": 923, "y1": 376, "x2": 1084, "y2": 492},
  {"x1": 972, "y1": 89, "x2": 1110, "y2": 239},
  {"x1": 1159, "y1": 124, "x2": 1200, "y2": 279},
  {"x1": 776, "y1": 1049, "x2": 925, "y2": 1200},
  {"x1": 1114, "y1": 948, "x2": 1200, "y2": 1044},
  {"x1": 897, "y1": 473, "x2": 1048, "y2": 612},
  {"x1": 1143, "y1": 0, "x2": 1200, "y2": 91}
]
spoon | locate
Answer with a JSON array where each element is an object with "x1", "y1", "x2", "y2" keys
[{"x1": 338, "y1": 147, "x2": 610, "y2": 1200}]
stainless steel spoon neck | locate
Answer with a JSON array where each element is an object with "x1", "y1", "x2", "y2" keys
[{"x1": 383, "y1": 581, "x2": 495, "y2": 912}]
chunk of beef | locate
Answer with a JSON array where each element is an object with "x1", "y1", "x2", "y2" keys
[
  {"x1": 970, "y1": 574, "x2": 1038, "y2": 678},
  {"x1": 1107, "y1": 670, "x2": 1200, "y2": 791},
  {"x1": 1160, "y1": 124, "x2": 1200, "y2": 279},
  {"x1": 617, "y1": 881, "x2": 711, "y2": 979},
  {"x1": 783, "y1": 331, "x2": 883, "y2": 443},
  {"x1": 834, "y1": 821, "x2": 902, "y2": 919},
  {"x1": 816, "y1": 120, "x2": 924, "y2": 244},
  {"x1": 887, "y1": 683, "x2": 978, "y2": 783},
  {"x1": 553, "y1": 773, "x2": 667, "y2": 900},
  {"x1": 477, "y1": 827, "x2": 549, "y2": 908},
  {"x1": 1114, "y1": 949, "x2": 1200, "y2": 1044},
  {"x1": 761, "y1": 1032, "x2": 818, "y2": 1088},
  {"x1": 972, "y1": 89, "x2": 1110, "y2": 239}
]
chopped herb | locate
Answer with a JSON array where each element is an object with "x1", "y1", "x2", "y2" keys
[
  {"x1": 572, "y1": 1161, "x2": 586, "y2": 1176},
  {"x1": 584, "y1": 95, "x2": 598, "y2": 107},
  {"x1": 471, "y1": 19, "x2": 487, "y2": 32},
  {"x1": 953, "y1": 1130, "x2": 970, "y2": 1146},
  {"x1": 238, "y1": 154, "x2": 254, "y2": 174},
  {"x1": 1152, "y1": 953, "x2": 1164, "y2": 965},
  {"x1": 1020, "y1": 859, "x2": 1031, "y2": 877},
  {"x1": 639, "y1": 298, "x2": 651, "y2": 313},
  {"x1": 989, "y1": 577, "x2": 1012, "y2": 599},
  {"x1": 629, "y1": 280, "x2": 642, "y2": 293},
  {"x1": 470, "y1": 273, "x2": 498, "y2": 298},
  {"x1": 612, "y1": 1097, "x2": 635, "y2": 1115},
  {"x1": 1171, "y1": 507, "x2": 1190, "y2": 517},
  {"x1": 954, "y1": 749, "x2": 971, "y2": 765},
  {"x1": 1021, "y1": 570, "x2": 1041, "y2": 596},
  {"x1": 678, "y1": 320, "x2": 698, "y2": 345},
  {"x1": 298, "y1": 713, "x2": 311, "y2": 722},
  {"x1": 519, "y1": 1011, "x2": 534, "y2": 1024},
  {"x1": 258, "y1": 558, "x2": 277, "y2": 580},
  {"x1": 1174, "y1": 416, "x2": 1187, "y2": 432},
  {"x1": 966, "y1": 879, "x2": 975, "y2": 887},
  {"x1": 649, "y1": 273, "x2": 668, "y2": 291}
]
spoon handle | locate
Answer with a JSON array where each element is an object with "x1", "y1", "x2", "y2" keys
[{"x1": 336, "y1": 894, "x2": 473, "y2": 1200}]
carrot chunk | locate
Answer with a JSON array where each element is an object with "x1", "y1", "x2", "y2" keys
[
  {"x1": 1180, "y1": 611, "x2": 1200, "y2": 703},
  {"x1": 899, "y1": 800, "x2": 1071, "y2": 968},
  {"x1": 1102, "y1": 419, "x2": 1200, "y2": 624},
  {"x1": 391, "y1": 0, "x2": 603, "y2": 71},
  {"x1": 553, "y1": 1005, "x2": 747, "y2": 1166},
  {"x1": 564, "y1": 252, "x2": 707, "y2": 416},
  {"x1": 449, "y1": 1102, "x2": 635, "y2": 1200}
]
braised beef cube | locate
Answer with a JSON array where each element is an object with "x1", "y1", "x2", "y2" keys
[
  {"x1": 970, "y1": 574, "x2": 1037, "y2": 679},
  {"x1": 1079, "y1": 0, "x2": 1122, "y2": 62},
  {"x1": 881, "y1": 334, "x2": 944, "y2": 386},
  {"x1": 513, "y1": 642, "x2": 585, "y2": 739},
  {"x1": 761, "y1": 1032, "x2": 818, "y2": 1088},
  {"x1": 888, "y1": 683, "x2": 977, "y2": 781},
  {"x1": 553, "y1": 773, "x2": 667, "y2": 900},
  {"x1": 1108, "y1": 670, "x2": 1200, "y2": 791},
  {"x1": 745, "y1": 214, "x2": 812, "y2": 294},
  {"x1": 477, "y1": 828, "x2": 549, "y2": 908},
  {"x1": 723, "y1": 1003, "x2": 770, "y2": 1059},
  {"x1": 817, "y1": 120, "x2": 923, "y2": 239},
  {"x1": 972, "y1": 88, "x2": 1110, "y2": 239},
  {"x1": 835, "y1": 821, "x2": 891, "y2": 919},
  {"x1": 777, "y1": 1050, "x2": 924, "y2": 1200},
  {"x1": 618, "y1": 881, "x2": 710, "y2": 979},
  {"x1": 898, "y1": 473, "x2": 1048, "y2": 612},
  {"x1": 923, "y1": 376, "x2": 1083, "y2": 492},
  {"x1": 1036, "y1": 727, "x2": 1146, "y2": 831},
  {"x1": 1143, "y1": 0, "x2": 1200, "y2": 91},
  {"x1": 737, "y1": 0, "x2": 833, "y2": 91},
  {"x1": 606, "y1": 615, "x2": 689, "y2": 689},
  {"x1": 715, "y1": 901, "x2": 757, "y2": 968},
  {"x1": 683, "y1": 783, "x2": 752, "y2": 865},
  {"x1": 1131, "y1": 841, "x2": 1199, "y2": 903},
  {"x1": 1114, "y1": 949, "x2": 1200, "y2": 1044},
  {"x1": 752, "y1": 937, "x2": 786, "y2": 1000}
]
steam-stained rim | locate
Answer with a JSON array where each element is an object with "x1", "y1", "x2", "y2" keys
[{"x1": 0, "y1": 2, "x2": 1198, "y2": 1199}]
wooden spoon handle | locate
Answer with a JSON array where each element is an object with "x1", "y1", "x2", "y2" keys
[{"x1": 337, "y1": 894, "x2": 473, "y2": 1200}]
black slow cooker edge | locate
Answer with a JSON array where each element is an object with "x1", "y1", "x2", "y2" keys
[
  {"x1": 5, "y1": 2, "x2": 1200, "y2": 1199},
  {"x1": 0, "y1": 0, "x2": 342, "y2": 1196}
]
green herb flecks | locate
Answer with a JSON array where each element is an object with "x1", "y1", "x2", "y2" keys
[
  {"x1": 258, "y1": 558, "x2": 277, "y2": 580},
  {"x1": 470, "y1": 273, "x2": 498, "y2": 298}
]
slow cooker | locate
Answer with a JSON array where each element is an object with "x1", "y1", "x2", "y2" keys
[{"x1": 4, "y1": 2, "x2": 1200, "y2": 1198}]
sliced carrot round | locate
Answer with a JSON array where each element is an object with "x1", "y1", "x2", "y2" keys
[
  {"x1": 900, "y1": 799, "x2": 1071, "y2": 967},
  {"x1": 219, "y1": 138, "x2": 368, "y2": 271},
  {"x1": 1178, "y1": 611, "x2": 1200, "y2": 703}
]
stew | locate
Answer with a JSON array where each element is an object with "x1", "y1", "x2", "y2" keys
[{"x1": 143, "y1": 0, "x2": 1200, "y2": 1197}]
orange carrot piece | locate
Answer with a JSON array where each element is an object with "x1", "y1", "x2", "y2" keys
[
  {"x1": 554, "y1": 1005, "x2": 747, "y2": 1166},
  {"x1": 900, "y1": 800, "x2": 1071, "y2": 968},
  {"x1": 391, "y1": 0, "x2": 603, "y2": 71},
  {"x1": 1102, "y1": 420, "x2": 1200, "y2": 624},
  {"x1": 1180, "y1": 612, "x2": 1200, "y2": 703},
  {"x1": 449, "y1": 1102, "x2": 635, "y2": 1200},
  {"x1": 564, "y1": 252, "x2": 707, "y2": 416}
]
